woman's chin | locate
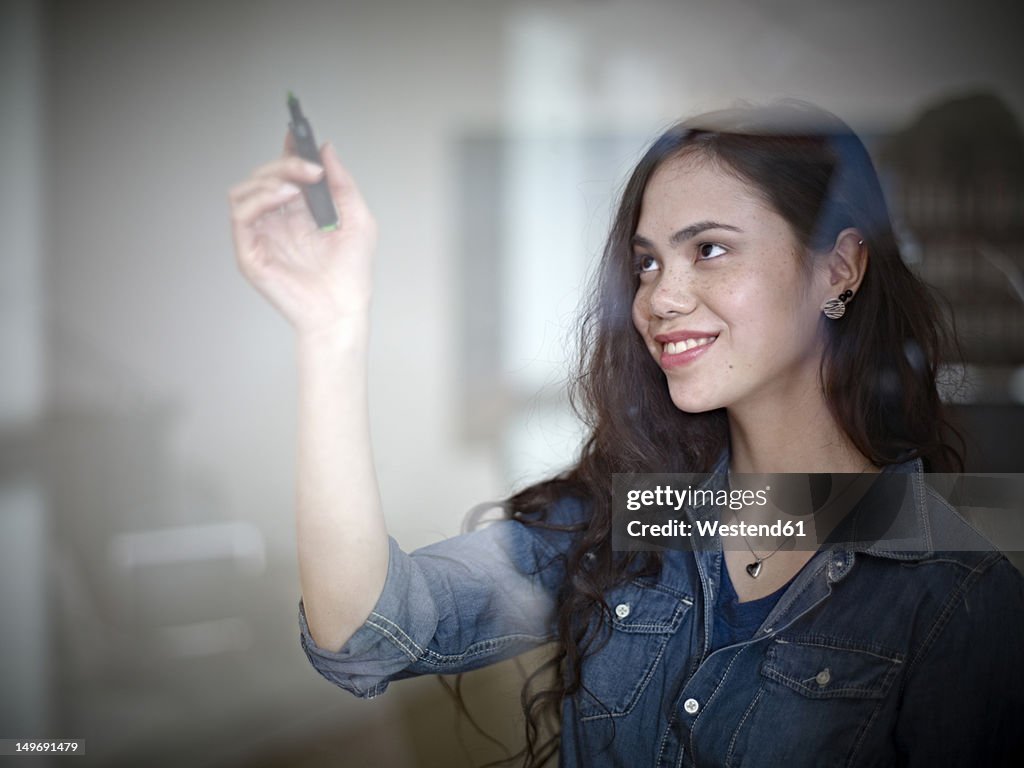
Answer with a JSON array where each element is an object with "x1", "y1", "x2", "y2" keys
[{"x1": 667, "y1": 389, "x2": 721, "y2": 415}]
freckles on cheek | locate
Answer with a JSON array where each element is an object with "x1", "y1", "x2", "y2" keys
[
  {"x1": 728, "y1": 277, "x2": 770, "y2": 306},
  {"x1": 631, "y1": 295, "x2": 647, "y2": 335}
]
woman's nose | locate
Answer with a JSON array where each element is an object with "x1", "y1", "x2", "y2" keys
[{"x1": 649, "y1": 269, "x2": 697, "y2": 318}]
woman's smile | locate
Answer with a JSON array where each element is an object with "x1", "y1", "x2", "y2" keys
[{"x1": 656, "y1": 331, "x2": 719, "y2": 367}]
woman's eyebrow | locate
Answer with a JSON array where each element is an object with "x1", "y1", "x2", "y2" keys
[{"x1": 631, "y1": 220, "x2": 743, "y2": 249}]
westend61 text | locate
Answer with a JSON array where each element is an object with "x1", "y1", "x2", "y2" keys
[{"x1": 627, "y1": 519, "x2": 807, "y2": 538}]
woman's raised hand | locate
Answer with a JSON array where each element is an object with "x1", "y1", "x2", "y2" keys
[{"x1": 228, "y1": 137, "x2": 377, "y2": 339}]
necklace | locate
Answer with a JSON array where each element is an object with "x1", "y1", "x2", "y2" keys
[
  {"x1": 730, "y1": 507, "x2": 792, "y2": 578},
  {"x1": 728, "y1": 464, "x2": 874, "y2": 579}
]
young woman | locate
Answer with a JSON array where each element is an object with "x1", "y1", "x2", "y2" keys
[{"x1": 229, "y1": 101, "x2": 1024, "y2": 766}]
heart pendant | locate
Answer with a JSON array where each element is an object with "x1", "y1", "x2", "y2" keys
[{"x1": 746, "y1": 561, "x2": 763, "y2": 579}]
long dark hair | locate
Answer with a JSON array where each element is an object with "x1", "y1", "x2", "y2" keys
[{"x1": 488, "y1": 100, "x2": 963, "y2": 766}]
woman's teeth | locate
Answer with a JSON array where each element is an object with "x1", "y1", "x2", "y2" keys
[{"x1": 664, "y1": 337, "x2": 716, "y2": 354}]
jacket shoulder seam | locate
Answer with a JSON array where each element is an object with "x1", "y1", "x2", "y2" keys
[{"x1": 901, "y1": 550, "x2": 1002, "y2": 684}]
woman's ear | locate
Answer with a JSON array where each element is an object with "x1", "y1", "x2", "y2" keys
[{"x1": 824, "y1": 229, "x2": 868, "y2": 295}]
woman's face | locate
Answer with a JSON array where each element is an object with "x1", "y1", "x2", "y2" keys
[{"x1": 631, "y1": 153, "x2": 829, "y2": 417}]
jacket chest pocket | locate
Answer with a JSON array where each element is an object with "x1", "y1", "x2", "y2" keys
[
  {"x1": 577, "y1": 584, "x2": 693, "y2": 721},
  {"x1": 761, "y1": 636, "x2": 904, "y2": 699},
  {"x1": 726, "y1": 636, "x2": 905, "y2": 767}
]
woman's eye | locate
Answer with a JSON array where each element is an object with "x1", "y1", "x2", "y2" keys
[
  {"x1": 635, "y1": 254, "x2": 659, "y2": 273},
  {"x1": 698, "y1": 242, "x2": 727, "y2": 260}
]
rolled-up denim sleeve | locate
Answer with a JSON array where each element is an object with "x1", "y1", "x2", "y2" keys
[{"x1": 298, "y1": 503, "x2": 578, "y2": 698}]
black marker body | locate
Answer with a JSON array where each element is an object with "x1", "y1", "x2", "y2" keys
[{"x1": 287, "y1": 94, "x2": 339, "y2": 230}]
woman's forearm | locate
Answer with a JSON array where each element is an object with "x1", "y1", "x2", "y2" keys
[
  {"x1": 229, "y1": 139, "x2": 383, "y2": 653},
  {"x1": 295, "y1": 320, "x2": 389, "y2": 652}
]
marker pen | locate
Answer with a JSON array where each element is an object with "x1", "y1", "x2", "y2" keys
[{"x1": 287, "y1": 92, "x2": 339, "y2": 231}]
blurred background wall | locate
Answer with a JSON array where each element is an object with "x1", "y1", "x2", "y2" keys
[{"x1": 1, "y1": 0, "x2": 1022, "y2": 765}]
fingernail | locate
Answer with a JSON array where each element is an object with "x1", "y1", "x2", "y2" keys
[
  {"x1": 278, "y1": 182, "x2": 302, "y2": 196},
  {"x1": 304, "y1": 161, "x2": 325, "y2": 177}
]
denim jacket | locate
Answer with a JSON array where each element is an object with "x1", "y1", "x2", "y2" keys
[{"x1": 299, "y1": 459, "x2": 1024, "y2": 766}]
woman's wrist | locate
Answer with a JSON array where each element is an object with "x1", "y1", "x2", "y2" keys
[{"x1": 296, "y1": 316, "x2": 370, "y2": 359}]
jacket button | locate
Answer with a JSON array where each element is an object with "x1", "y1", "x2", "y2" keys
[
  {"x1": 815, "y1": 668, "x2": 831, "y2": 686},
  {"x1": 615, "y1": 603, "x2": 631, "y2": 619},
  {"x1": 683, "y1": 698, "x2": 700, "y2": 714}
]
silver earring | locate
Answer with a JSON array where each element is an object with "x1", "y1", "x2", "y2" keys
[{"x1": 823, "y1": 289, "x2": 854, "y2": 320}]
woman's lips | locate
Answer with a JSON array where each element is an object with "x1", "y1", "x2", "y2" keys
[{"x1": 659, "y1": 335, "x2": 717, "y2": 368}]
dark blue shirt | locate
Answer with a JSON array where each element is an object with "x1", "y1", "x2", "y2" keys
[
  {"x1": 299, "y1": 457, "x2": 1024, "y2": 766},
  {"x1": 712, "y1": 555, "x2": 794, "y2": 653}
]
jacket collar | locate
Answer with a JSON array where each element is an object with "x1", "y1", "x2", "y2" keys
[
  {"x1": 833, "y1": 457, "x2": 935, "y2": 561},
  {"x1": 705, "y1": 451, "x2": 935, "y2": 563}
]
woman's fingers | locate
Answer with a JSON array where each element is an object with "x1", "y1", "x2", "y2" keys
[
  {"x1": 231, "y1": 148, "x2": 329, "y2": 236},
  {"x1": 238, "y1": 138, "x2": 370, "y2": 230},
  {"x1": 229, "y1": 178, "x2": 303, "y2": 231},
  {"x1": 252, "y1": 154, "x2": 324, "y2": 185},
  {"x1": 229, "y1": 175, "x2": 302, "y2": 210},
  {"x1": 228, "y1": 178, "x2": 302, "y2": 274}
]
